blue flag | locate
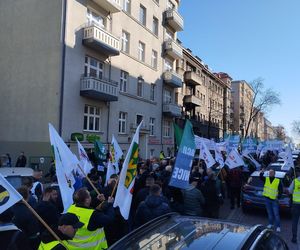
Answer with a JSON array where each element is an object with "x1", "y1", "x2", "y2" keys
[{"x1": 169, "y1": 120, "x2": 196, "y2": 189}]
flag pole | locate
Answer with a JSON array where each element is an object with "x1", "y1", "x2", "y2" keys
[
  {"x1": 21, "y1": 199, "x2": 68, "y2": 249},
  {"x1": 110, "y1": 176, "x2": 119, "y2": 197},
  {"x1": 77, "y1": 164, "x2": 102, "y2": 196}
]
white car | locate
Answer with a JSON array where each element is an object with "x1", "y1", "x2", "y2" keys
[{"x1": 0, "y1": 167, "x2": 33, "y2": 188}]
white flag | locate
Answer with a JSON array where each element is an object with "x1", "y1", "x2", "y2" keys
[
  {"x1": 282, "y1": 146, "x2": 294, "y2": 171},
  {"x1": 214, "y1": 143, "x2": 225, "y2": 168},
  {"x1": 0, "y1": 173, "x2": 22, "y2": 214},
  {"x1": 49, "y1": 123, "x2": 79, "y2": 212},
  {"x1": 225, "y1": 149, "x2": 245, "y2": 169},
  {"x1": 113, "y1": 122, "x2": 142, "y2": 219},
  {"x1": 110, "y1": 135, "x2": 123, "y2": 173},
  {"x1": 76, "y1": 139, "x2": 93, "y2": 176},
  {"x1": 199, "y1": 141, "x2": 216, "y2": 168},
  {"x1": 242, "y1": 149, "x2": 261, "y2": 170}
]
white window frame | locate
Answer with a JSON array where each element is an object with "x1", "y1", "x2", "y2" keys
[
  {"x1": 118, "y1": 112, "x2": 127, "y2": 134},
  {"x1": 121, "y1": 30, "x2": 130, "y2": 53},
  {"x1": 164, "y1": 59, "x2": 173, "y2": 71},
  {"x1": 163, "y1": 120, "x2": 171, "y2": 137},
  {"x1": 149, "y1": 117, "x2": 155, "y2": 136},
  {"x1": 152, "y1": 16, "x2": 159, "y2": 35},
  {"x1": 139, "y1": 4, "x2": 147, "y2": 26},
  {"x1": 151, "y1": 50, "x2": 158, "y2": 69},
  {"x1": 84, "y1": 56, "x2": 104, "y2": 79},
  {"x1": 163, "y1": 89, "x2": 172, "y2": 104},
  {"x1": 120, "y1": 70, "x2": 128, "y2": 92},
  {"x1": 87, "y1": 9, "x2": 105, "y2": 29},
  {"x1": 150, "y1": 83, "x2": 155, "y2": 101},
  {"x1": 83, "y1": 105, "x2": 101, "y2": 132},
  {"x1": 137, "y1": 77, "x2": 144, "y2": 97},
  {"x1": 138, "y1": 41, "x2": 145, "y2": 62},
  {"x1": 123, "y1": 0, "x2": 131, "y2": 13}
]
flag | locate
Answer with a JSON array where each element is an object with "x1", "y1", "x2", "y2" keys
[
  {"x1": 49, "y1": 123, "x2": 79, "y2": 212},
  {"x1": 242, "y1": 149, "x2": 261, "y2": 170},
  {"x1": 0, "y1": 173, "x2": 22, "y2": 214},
  {"x1": 282, "y1": 146, "x2": 294, "y2": 171},
  {"x1": 214, "y1": 143, "x2": 224, "y2": 168},
  {"x1": 106, "y1": 136, "x2": 123, "y2": 185},
  {"x1": 225, "y1": 149, "x2": 245, "y2": 169},
  {"x1": 94, "y1": 140, "x2": 107, "y2": 161},
  {"x1": 200, "y1": 141, "x2": 216, "y2": 168},
  {"x1": 173, "y1": 123, "x2": 183, "y2": 148},
  {"x1": 169, "y1": 120, "x2": 196, "y2": 189},
  {"x1": 113, "y1": 122, "x2": 142, "y2": 219},
  {"x1": 76, "y1": 139, "x2": 93, "y2": 177}
]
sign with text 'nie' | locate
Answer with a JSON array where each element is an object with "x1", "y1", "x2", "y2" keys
[{"x1": 169, "y1": 120, "x2": 195, "y2": 189}]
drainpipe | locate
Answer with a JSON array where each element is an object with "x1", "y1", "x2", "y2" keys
[
  {"x1": 59, "y1": 0, "x2": 67, "y2": 136},
  {"x1": 106, "y1": 57, "x2": 112, "y2": 144}
]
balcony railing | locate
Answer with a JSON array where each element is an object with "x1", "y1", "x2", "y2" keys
[
  {"x1": 80, "y1": 74, "x2": 118, "y2": 102},
  {"x1": 164, "y1": 39, "x2": 183, "y2": 60},
  {"x1": 164, "y1": 9, "x2": 184, "y2": 31},
  {"x1": 83, "y1": 25, "x2": 120, "y2": 56},
  {"x1": 91, "y1": 0, "x2": 122, "y2": 13},
  {"x1": 184, "y1": 71, "x2": 202, "y2": 86},
  {"x1": 163, "y1": 103, "x2": 181, "y2": 117},
  {"x1": 183, "y1": 95, "x2": 201, "y2": 107},
  {"x1": 163, "y1": 71, "x2": 182, "y2": 88}
]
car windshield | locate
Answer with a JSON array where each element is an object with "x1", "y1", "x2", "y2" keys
[
  {"x1": 113, "y1": 216, "x2": 252, "y2": 250},
  {"x1": 5, "y1": 176, "x2": 23, "y2": 189}
]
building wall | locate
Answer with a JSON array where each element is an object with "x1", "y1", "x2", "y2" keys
[{"x1": 0, "y1": 0, "x2": 63, "y2": 163}]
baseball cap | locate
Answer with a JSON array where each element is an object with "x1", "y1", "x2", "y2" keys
[{"x1": 58, "y1": 213, "x2": 84, "y2": 229}]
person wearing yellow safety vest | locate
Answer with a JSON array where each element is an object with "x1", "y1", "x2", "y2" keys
[
  {"x1": 39, "y1": 213, "x2": 84, "y2": 250},
  {"x1": 67, "y1": 187, "x2": 115, "y2": 250},
  {"x1": 288, "y1": 169, "x2": 300, "y2": 244},
  {"x1": 260, "y1": 168, "x2": 283, "y2": 233}
]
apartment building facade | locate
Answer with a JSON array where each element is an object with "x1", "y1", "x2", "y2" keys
[
  {"x1": 176, "y1": 49, "x2": 231, "y2": 140},
  {"x1": 0, "y1": 0, "x2": 183, "y2": 162}
]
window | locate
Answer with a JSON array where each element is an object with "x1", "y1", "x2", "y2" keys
[
  {"x1": 123, "y1": 0, "x2": 131, "y2": 13},
  {"x1": 136, "y1": 114, "x2": 143, "y2": 126},
  {"x1": 164, "y1": 59, "x2": 173, "y2": 71},
  {"x1": 87, "y1": 9, "x2": 105, "y2": 28},
  {"x1": 163, "y1": 120, "x2": 171, "y2": 137},
  {"x1": 84, "y1": 56, "x2": 103, "y2": 78},
  {"x1": 163, "y1": 89, "x2": 172, "y2": 103},
  {"x1": 118, "y1": 112, "x2": 126, "y2": 134},
  {"x1": 121, "y1": 31, "x2": 130, "y2": 53},
  {"x1": 83, "y1": 105, "x2": 101, "y2": 132},
  {"x1": 137, "y1": 77, "x2": 144, "y2": 97},
  {"x1": 152, "y1": 16, "x2": 159, "y2": 35},
  {"x1": 138, "y1": 41, "x2": 145, "y2": 62},
  {"x1": 120, "y1": 70, "x2": 128, "y2": 92},
  {"x1": 139, "y1": 5, "x2": 146, "y2": 26},
  {"x1": 150, "y1": 84, "x2": 155, "y2": 101},
  {"x1": 150, "y1": 149, "x2": 155, "y2": 158},
  {"x1": 149, "y1": 117, "x2": 155, "y2": 136},
  {"x1": 151, "y1": 50, "x2": 158, "y2": 68},
  {"x1": 167, "y1": 0, "x2": 175, "y2": 9},
  {"x1": 165, "y1": 29, "x2": 174, "y2": 41}
]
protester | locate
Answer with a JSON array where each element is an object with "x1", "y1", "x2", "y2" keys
[
  {"x1": 0, "y1": 209, "x2": 31, "y2": 250},
  {"x1": 228, "y1": 166, "x2": 243, "y2": 209},
  {"x1": 15, "y1": 151, "x2": 27, "y2": 167},
  {"x1": 134, "y1": 184, "x2": 170, "y2": 228},
  {"x1": 67, "y1": 187, "x2": 115, "y2": 249},
  {"x1": 288, "y1": 169, "x2": 300, "y2": 244},
  {"x1": 31, "y1": 169, "x2": 44, "y2": 202},
  {"x1": 39, "y1": 213, "x2": 84, "y2": 250},
  {"x1": 260, "y1": 168, "x2": 283, "y2": 232}
]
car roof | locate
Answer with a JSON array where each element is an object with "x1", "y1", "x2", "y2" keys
[
  {"x1": 251, "y1": 170, "x2": 286, "y2": 178},
  {"x1": 0, "y1": 167, "x2": 33, "y2": 177},
  {"x1": 109, "y1": 213, "x2": 262, "y2": 250}
]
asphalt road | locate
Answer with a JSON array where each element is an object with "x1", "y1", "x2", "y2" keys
[{"x1": 220, "y1": 198, "x2": 299, "y2": 250}]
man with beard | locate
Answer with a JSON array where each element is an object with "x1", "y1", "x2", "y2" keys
[{"x1": 36, "y1": 186, "x2": 60, "y2": 233}]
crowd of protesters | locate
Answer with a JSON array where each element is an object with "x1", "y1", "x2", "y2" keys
[{"x1": 0, "y1": 148, "x2": 299, "y2": 249}]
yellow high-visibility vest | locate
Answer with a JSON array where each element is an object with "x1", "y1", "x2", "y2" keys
[
  {"x1": 263, "y1": 177, "x2": 280, "y2": 200},
  {"x1": 293, "y1": 179, "x2": 300, "y2": 203},
  {"x1": 67, "y1": 205, "x2": 107, "y2": 250},
  {"x1": 38, "y1": 240, "x2": 61, "y2": 250}
]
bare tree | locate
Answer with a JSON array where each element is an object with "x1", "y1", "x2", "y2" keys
[
  {"x1": 272, "y1": 125, "x2": 286, "y2": 141},
  {"x1": 292, "y1": 120, "x2": 300, "y2": 136},
  {"x1": 244, "y1": 78, "x2": 281, "y2": 138}
]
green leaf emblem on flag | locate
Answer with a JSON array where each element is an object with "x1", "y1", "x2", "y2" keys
[{"x1": 125, "y1": 142, "x2": 139, "y2": 188}]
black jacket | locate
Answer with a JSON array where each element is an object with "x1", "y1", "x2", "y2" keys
[
  {"x1": 36, "y1": 200, "x2": 60, "y2": 232},
  {"x1": 134, "y1": 195, "x2": 170, "y2": 228}
]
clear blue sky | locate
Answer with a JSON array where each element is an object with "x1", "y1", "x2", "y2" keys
[{"x1": 178, "y1": 0, "x2": 300, "y2": 141}]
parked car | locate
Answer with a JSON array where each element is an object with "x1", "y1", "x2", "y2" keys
[
  {"x1": 241, "y1": 171, "x2": 292, "y2": 214},
  {"x1": 109, "y1": 213, "x2": 288, "y2": 250},
  {"x1": 0, "y1": 167, "x2": 33, "y2": 188}
]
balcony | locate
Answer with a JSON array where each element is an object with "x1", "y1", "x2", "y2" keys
[
  {"x1": 164, "y1": 9, "x2": 184, "y2": 31},
  {"x1": 163, "y1": 103, "x2": 181, "y2": 117},
  {"x1": 164, "y1": 39, "x2": 183, "y2": 60},
  {"x1": 80, "y1": 75, "x2": 118, "y2": 102},
  {"x1": 91, "y1": 0, "x2": 122, "y2": 13},
  {"x1": 163, "y1": 71, "x2": 182, "y2": 88},
  {"x1": 130, "y1": 123, "x2": 149, "y2": 134},
  {"x1": 184, "y1": 71, "x2": 202, "y2": 86},
  {"x1": 183, "y1": 95, "x2": 201, "y2": 109},
  {"x1": 83, "y1": 25, "x2": 120, "y2": 56}
]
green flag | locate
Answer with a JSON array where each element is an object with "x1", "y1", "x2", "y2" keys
[
  {"x1": 94, "y1": 140, "x2": 106, "y2": 161},
  {"x1": 173, "y1": 122, "x2": 183, "y2": 148}
]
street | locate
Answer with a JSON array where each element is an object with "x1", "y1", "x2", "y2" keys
[{"x1": 219, "y1": 199, "x2": 299, "y2": 250}]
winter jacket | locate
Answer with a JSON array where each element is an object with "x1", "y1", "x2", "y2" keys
[{"x1": 182, "y1": 185, "x2": 205, "y2": 216}]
